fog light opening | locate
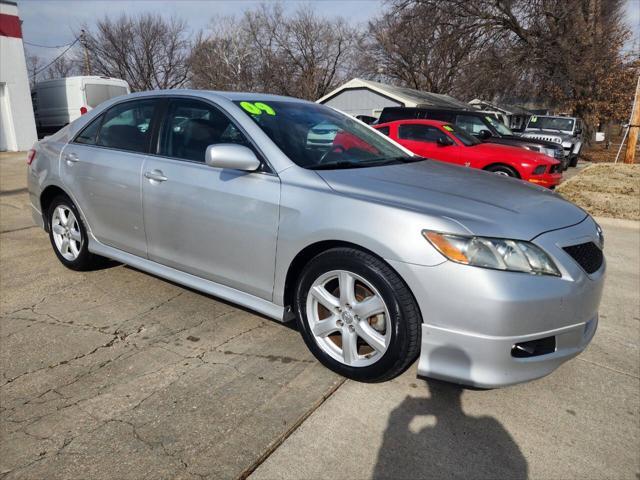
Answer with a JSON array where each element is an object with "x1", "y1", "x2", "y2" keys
[{"x1": 511, "y1": 336, "x2": 556, "y2": 358}]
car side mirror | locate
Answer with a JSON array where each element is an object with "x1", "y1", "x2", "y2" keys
[
  {"x1": 205, "y1": 144, "x2": 261, "y2": 171},
  {"x1": 478, "y1": 129, "x2": 492, "y2": 140},
  {"x1": 437, "y1": 136, "x2": 454, "y2": 146},
  {"x1": 575, "y1": 128, "x2": 582, "y2": 135}
]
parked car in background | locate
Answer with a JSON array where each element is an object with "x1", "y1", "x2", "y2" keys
[
  {"x1": 521, "y1": 115, "x2": 584, "y2": 167},
  {"x1": 27, "y1": 90, "x2": 603, "y2": 388},
  {"x1": 376, "y1": 119, "x2": 562, "y2": 188},
  {"x1": 379, "y1": 107, "x2": 568, "y2": 170},
  {"x1": 32, "y1": 76, "x2": 130, "y2": 137}
]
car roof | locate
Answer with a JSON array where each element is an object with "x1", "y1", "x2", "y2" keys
[
  {"x1": 123, "y1": 89, "x2": 311, "y2": 104},
  {"x1": 382, "y1": 106, "x2": 481, "y2": 116},
  {"x1": 375, "y1": 119, "x2": 450, "y2": 128}
]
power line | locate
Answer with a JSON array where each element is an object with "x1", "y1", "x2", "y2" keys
[
  {"x1": 24, "y1": 40, "x2": 75, "y2": 49},
  {"x1": 33, "y1": 37, "x2": 80, "y2": 76}
]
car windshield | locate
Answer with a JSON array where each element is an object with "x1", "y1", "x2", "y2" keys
[
  {"x1": 444, "y1": 124, "x2": 481, "y2": 146},
  {"x1": 484, "y1": 115, "x2": 513, "y2": 136},
  {"x1": 233, "y1": 100, "x2": 416, "y2": 169},
  {"x1": 527, "y1": 116, "x2": 574, "y2": 132}
]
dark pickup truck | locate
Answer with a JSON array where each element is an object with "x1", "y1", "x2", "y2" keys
[{"x1": 378, "y1": 107, "x2": 568, "y2": 170}]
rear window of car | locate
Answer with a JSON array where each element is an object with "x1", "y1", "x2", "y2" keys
[
  {"x1": 377, "y1": 126, "x2": 390, "y2": 136},
  {"x1": 85, "y1": 84, "x2": 129, "y2": 108}
]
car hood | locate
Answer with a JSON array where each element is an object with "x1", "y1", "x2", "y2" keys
[
  {"x1": 497, "y1": 135, "x2": 562, "y2": 149},
  {"x1": 316, "y1": 160, "x2": 586, "y2": 240},
  {"x1": 523, "y1": 129, "x2": 572, "y2": 141}
]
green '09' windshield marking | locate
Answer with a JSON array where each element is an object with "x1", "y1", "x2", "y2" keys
[{"x1": 240, "y1": 101, "x2": 276, "y2": 116}]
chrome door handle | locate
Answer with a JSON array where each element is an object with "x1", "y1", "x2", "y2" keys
[
  {"x1": 64, "y1": 153, "x2": 79, "y2": 165},
  {"x1": 144, "y1": 170, "x2": 168, "y2": 182}
]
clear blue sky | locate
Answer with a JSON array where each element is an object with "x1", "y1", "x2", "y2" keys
[{"x1": 17, "y1": 0, "x2": 640, "y2": 63}]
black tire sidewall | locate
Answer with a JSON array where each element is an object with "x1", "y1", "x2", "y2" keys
[
  {"x1": 487, "y1": 165, "x2": 518, "y2": 177},
  {"x1": 294, "y1": 249, "x2": 414, "y2": 382},
  {"x1": 47, "y1": 195, "x2": 92, "y2": 270}
]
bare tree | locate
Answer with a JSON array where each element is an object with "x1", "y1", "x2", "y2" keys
[
  {"x1": 359, "y1": 4, "x2": 482, "y2": 95},
  {"x1": 189, "y1": 17, "x2": 255, "y2": 91},
  {"x1": 44, "y1": 56, "x2": 81, "y2": 80},
  {"x1": 81, "y1": 13, "x2": 191, "y2": 91},
  {"x1": 189, "y1": 4, "x2": 360, "y2": 99},
  {"x1": 398, "y1": 0, "x2": 636, "y2": 133},
  {"x1": 25, "y1": 53, "x2": 42, "y2": 88}
]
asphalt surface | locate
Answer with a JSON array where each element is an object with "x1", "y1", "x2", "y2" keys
[{"x1": 1, "y1": 152, "x2": 638, "y2": 479}]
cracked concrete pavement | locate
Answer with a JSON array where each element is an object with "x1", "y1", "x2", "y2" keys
[
  {"x1": 0, "y1": 152, "x2": 342, "y2": 479},
  {"x1": 1, "y1": 152, "x2": 639, "y2": 480}
]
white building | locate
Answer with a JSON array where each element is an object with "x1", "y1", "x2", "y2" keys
[
  {"x1": 0, "y1": 0, "x2": 37, "y2": 151},
  {"x1": 317, "y1": 78, "x2": 469, "y2": 119}
]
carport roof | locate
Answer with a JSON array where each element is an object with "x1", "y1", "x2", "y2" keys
[{"x1": 316, "y1": 78, "x2": 469, "y2": 109}]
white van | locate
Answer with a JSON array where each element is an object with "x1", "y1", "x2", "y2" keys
[{"x1": 32, "y1": 76, "x2": 130, "y2": 135}]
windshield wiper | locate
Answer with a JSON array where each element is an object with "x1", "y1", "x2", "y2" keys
[
  {"x1": 308, "y1": 156, "x2": 423, "y2": 171},
  {"x1": 308, "y1": 161, "x2": 364, "y2": 170},
  {"x1": 358, "y1": 156, "x2": 424, "y2": 166}
]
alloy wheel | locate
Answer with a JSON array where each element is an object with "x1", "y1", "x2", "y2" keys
[
  {"x1": 306, "y1": 270, "x2": 391, "y2": 367},
  {"x1": 51, "y1": 205, "x2": 82, "y2": 261}
]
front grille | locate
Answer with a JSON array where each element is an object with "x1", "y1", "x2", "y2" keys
[
  {"x1": 563, "y1": 242, "x2": 603, "y2": 274},
  {"x1": 524, "y1": 134, "x2": 561, "y2": 144}
]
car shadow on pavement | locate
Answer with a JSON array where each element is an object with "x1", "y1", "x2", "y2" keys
[{"x1": 372, "y1": 347, "x2": 528, "y2": 480}]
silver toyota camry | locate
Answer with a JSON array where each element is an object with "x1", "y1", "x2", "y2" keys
[{"x1": 27, "y1": 90, "x2": 605, "y2": 387}]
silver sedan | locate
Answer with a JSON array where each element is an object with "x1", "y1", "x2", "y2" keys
[{"x1": 27, "y1": 90, "x2": 605, "y2": 387}]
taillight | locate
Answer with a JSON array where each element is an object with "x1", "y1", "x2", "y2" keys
[
  {"x1": 26, "y1": 149, "x2": 36, "y2": 165},
  {"x1": 80, "y1": 106, "x2": 88, "y2": 115}
]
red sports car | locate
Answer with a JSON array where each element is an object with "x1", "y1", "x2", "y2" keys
[{"x1": 375, "y1": 119, "x2": 562, "y2": 188}]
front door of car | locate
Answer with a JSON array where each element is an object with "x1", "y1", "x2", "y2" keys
[
  {"x1": 60, "y1": 98, "x2": 159, "y2": 257},
  {"x1": 141, "y1": 98, "x2": 280, "y2": 300},
  {"x1": 395, "y1": 124, "x2": 461, "y2": 164}
]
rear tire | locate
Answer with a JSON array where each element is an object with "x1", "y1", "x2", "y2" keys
[
  {"x1": 294, "y1": 247, "x2": 421, "y2": 382},
  {"x1": 485, "y1": 164, "x2": 519, "y2": 178},
  {"x1": 47, "y1": 195, "x2": 104, "y2": 271}
]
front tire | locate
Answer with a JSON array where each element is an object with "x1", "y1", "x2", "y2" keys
[
  {"x1": 47, "y1": 195, "x2": 103, "y2": 271},
  {"x1": 569, "y1": 155, "x2": 579, "y2": 167},
  {"x1": 294, "y1": 248, "x2": 421, "y2": 382},
  {"x1": 485, "y1": 164, "x2": 519, "y2": 177}
]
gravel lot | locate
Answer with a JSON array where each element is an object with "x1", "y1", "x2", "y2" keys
[{"x1": 1, "y1": 152, "x2": 638, "y2": 480}]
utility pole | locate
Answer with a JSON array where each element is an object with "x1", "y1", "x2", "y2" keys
[
  {"x1": 80, "y1": 29, "x2": 92, "y2": 76},
  {"x1": 623, "y1": 74, "x2": 640, "y2": 164}
]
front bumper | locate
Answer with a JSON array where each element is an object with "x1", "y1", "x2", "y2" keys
[
  {"x1": 388, "y1": 216, "x2": 605, "y2": 388},
  {"x1": 528, "y1": 172, "x2": 562, "y2": 189}
]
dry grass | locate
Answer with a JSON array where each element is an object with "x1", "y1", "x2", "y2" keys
[{"x1": 557, "y1": 164, "x2": 640, "y2": 220}]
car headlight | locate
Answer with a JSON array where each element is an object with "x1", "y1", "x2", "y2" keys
[
  {"x1": 562, "y1": 141, "x2": 572, "y2": 149},
  {"x1": 542, "y1": 147, "x2": 555, "y2": 157},
  {"x1": 595, "y1": 222, "x2": 604, "y2": 248},
  {"x1": 423, "y1": 231, "x2": 561, "y2": 276}
]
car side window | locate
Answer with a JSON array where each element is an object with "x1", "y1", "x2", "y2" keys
[
  {"x1": 74, "y1": 118, "x2": 101, "y2": 145},
  {"x1": 398, "y1": 124, "x2": 448, "y2": 143},
  {"x1": 377, "y1": 126, "x2": 390, "y2": 136},
  {"x1": 96, "y1": 100, "x2": 156, "y2": 153},
  {"x1": 455, "y1": 115, "x2": 487, "y2": 135},
  {"x1": 159, "y1": 99, "x2": 250, "y2": 163}
]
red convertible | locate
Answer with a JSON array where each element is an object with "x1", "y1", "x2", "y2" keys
[{"x1": 374, "y1": 119, "x2": 562, "y2": 188}]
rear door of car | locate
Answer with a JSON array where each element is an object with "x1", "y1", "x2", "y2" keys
[
  {"x1": 60, "y1": 98, "x2": 160, "y2": 257},
  {"x1": 140, "y1": 97, "x2": 280, "y2": 300}
]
